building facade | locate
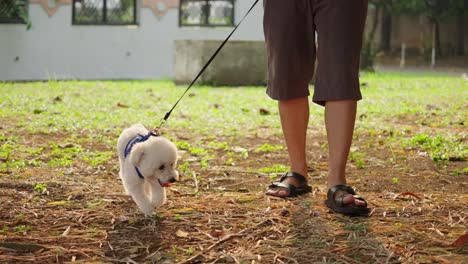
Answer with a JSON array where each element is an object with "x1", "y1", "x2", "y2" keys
[{"x1": 0, "y1": 0, "x2": 264, "y2": 81}]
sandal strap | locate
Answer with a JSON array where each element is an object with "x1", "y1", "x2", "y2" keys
[
  {"x1": 268, "y1": 181, "x2": 298, "y2": 196},
  {"x1": 278, "y1": 172, "x2": 308, "y2": 184}
]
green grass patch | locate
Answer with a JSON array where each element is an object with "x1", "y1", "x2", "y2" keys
[
  {"x1": 254, "y1": 143, "x2": 283, "y2": 153},
  {"x1": 82, "y1": 150, "x2": 114, "y2": 167},
  {"x1": 405, "y1": 133, "x2": 467, "y2": 162},
  {"x1": 259, "y1": 164, "x2": 289, "y2": 174},
  {"x1": 349, "y1": 151, "x2": 366, "y2": 169},
  {"x1": 0, "y1": 72, "x2": 466, "y2": 169}
]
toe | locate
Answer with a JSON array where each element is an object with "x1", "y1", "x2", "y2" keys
[
  {"x1": 341, "y1": 194, "x2": 366, "y2": 207},
  {"x1": 267, "y1": 187, "x2": 289, "y2": 197},
  {"x1": 341, "y1": 194, "x2": 355, "y2": 206}
]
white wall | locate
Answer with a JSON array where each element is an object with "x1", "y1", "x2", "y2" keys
[{"x1": 0, "y1": 1, "x2": 264, "y2": 81}]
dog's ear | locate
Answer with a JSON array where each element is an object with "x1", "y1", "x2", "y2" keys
[{"x1": 129, "y1": 144, "x2": 145, "y2": 167}]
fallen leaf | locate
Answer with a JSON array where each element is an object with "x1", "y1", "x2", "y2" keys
[
  {"x1": 395, "y1": 192, "x2": 421, "y2": 200},
  {"x1": 117, "y1": 102, "x2": 129, "y2": 108},
  {"x1": 452, "y1": 234, "x2": 468, "y2": 247},
  {"x1": 59, "y1": 143, "x2": 80, "y2": 149},
  {"x1": 176, "y1": 230, "x2": 189, "y2": 238},
  {"x1": 210, "y1": 229, "x2": 225, "y2": 238},
  {"x1": 231, "y1": 146, "x2": 247, "y2": 153},
  {"x1": 259, "y1": 108, "x2": 270, "y2": 115}
]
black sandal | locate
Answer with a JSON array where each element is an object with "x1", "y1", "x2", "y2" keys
[
  {"x1": 325, "y1": 185, "x2": 370, "y2": 216},
  {"x1": 266, "y1": 172, "x2": 312, "y2": 197}
]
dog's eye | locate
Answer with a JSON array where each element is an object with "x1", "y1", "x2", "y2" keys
[{"x1": 159, "y1": 165, "x2": 165, "y2": 170}]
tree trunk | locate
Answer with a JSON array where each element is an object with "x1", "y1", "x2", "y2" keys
[
  {"x1": 435, "y1": 19, "x2": 442, "y2": 56},
  {"x1": 456, "y1": 10, "x2": 465, "y2": 56},
  {"x1": 361, "y1": 6, "x2": 380, "y2": 71},
  {"x1": 379, "y1": 8, "x2": 392, "y2": 53}
]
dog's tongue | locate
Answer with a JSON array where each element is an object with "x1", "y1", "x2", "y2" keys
[{"x1": 159, "y1": 180, "x2": 171, "y2": 188}]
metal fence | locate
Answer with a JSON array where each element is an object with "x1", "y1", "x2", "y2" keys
[
  {"x1": 0, "y1": 0, "x2": 27, "y2": 23},
  {"x1": 72, "y1": 0, "x2": 137, "y2": 25},
  {"x1": 179, "y1": 0, "x2": 234, "y2": 27}
]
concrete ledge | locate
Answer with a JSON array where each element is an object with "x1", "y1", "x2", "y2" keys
[{"x1": 174, "y1": 40, "x2": 267, "y2": 86}]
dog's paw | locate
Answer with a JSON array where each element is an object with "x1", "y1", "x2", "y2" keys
[{"x1": 139, "y1": 205, "x2": 154, "y2": 217}]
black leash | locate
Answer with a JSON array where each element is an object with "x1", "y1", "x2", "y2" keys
[{"x1": 153, "y1": 0, "x2": 260, "y2": 134}]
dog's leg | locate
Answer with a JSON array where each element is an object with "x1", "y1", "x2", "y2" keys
[
  {"x1": 150, "y1": 183, "x2": 166, "y2": 208},
  {"x1": 127, "y1": 182, "x2": 154, "y2": 216},
  {"x1": 119, "y1": 172, "x2": 130, "y2": 194},
  {"x1": 118, "y1": 156, "x2": 130, "y2": 194}
]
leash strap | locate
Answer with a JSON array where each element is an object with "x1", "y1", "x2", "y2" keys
[
  {"x1": 124, "y1": 133, "x2": 156, "y2": 158},
  {"x1": 157, "y1": 0, "x2": 260, "y2": 130}
]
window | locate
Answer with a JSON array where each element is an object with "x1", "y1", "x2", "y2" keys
[
  {"x1": 0, "y1": 0, "x2": 28, "y2": 24},
  {"x1": 72, "y1": 0, "x2": 137, "y2": 25},
  {"x1": 179, "y1": 0, "x2": 234, "y2": 27}
]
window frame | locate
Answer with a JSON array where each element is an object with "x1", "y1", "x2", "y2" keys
[
  {"x1": 0, "y1": 0, "x2": 28, "y2": 24},
  {"x1": 178, "y1": 0, "x2": 235, "y2": 28},
  {"x1": 72, "y1": 0, "x2": 138, "y2": 26}
]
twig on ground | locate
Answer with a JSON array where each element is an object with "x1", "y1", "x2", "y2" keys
[
  {"x1": 178, "y1": 219, "x2": 272, "y2": 264},
  {"x1": 192, "y1": 171, "x2": 199, "y2": 194}
]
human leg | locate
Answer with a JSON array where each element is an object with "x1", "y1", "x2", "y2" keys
[
  {"x1": 266, "y1": 97, "x2": 310, "y2": 197},
  {"x1": 313, "y1": 0, "x2": 369, "y2": 214},
  {"x1": 263, "y1": 0, "x2": 315, "y2": 197},
  {"x1": 325, "y1": 100, "x2": 366, "y2": 207}
]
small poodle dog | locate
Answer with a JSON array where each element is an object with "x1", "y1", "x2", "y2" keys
[{"x1": 117, "y1": 124, "x2": 178, "y2": 216}]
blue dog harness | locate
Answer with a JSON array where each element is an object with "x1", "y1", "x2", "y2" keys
[{"x1": 124, "y1": 131, "x2": 158, "y2": 179}]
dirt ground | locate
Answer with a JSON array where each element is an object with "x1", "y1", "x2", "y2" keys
[{"x1": 0, "y1": 112, "x2": 467, "y2": 264}]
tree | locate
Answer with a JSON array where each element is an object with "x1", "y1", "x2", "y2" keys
[
  {"x1": 361, "y1": 0, "x2": 467, "y2": 70},
  {"x1": 6, "y1": 0, "x2": 31, "y2": 29},
  {"x1": 399, "y1": 0, "x2": 466, "y2": 56},
  {"x1": 456, "y1": 0, "x2": 468, "y2": 55},
  {"x1": 379, "y1": 7, "x2": 392, "y2": 53},
  {"x1": 361, "y1": 2, "x2": 380, "y2": 71}
]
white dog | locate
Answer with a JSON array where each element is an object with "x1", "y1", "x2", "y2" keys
[{"x1": 117, "y1": 124, "x2": 178, "y2": 216}]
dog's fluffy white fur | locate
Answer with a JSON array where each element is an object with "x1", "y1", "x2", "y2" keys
[{"x1": 117, "y1": 124, "x2": 178, "y2": 216}]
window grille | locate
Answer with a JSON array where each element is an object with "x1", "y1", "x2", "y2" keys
[
  {"x1": 179, "y1": 0, "x2": 234, "y2": 27},
  {"x1": 72, "y1": 0, "x2": 137, "y2": 25},
  {"x1": 0, "y1": 0, "x2": 28, "y2": 24}
]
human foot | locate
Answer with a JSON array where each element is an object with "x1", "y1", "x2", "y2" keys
[
  {"x1": 266, "y1": 172, "x2": 312, "y2": 197},
  {"x1": 325, "y1": 185, "x2": 370, "y2": 216}
]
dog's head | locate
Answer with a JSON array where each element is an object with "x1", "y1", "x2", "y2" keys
[{"x1": 129, "y1": 136, "x2": 178, "y2": 187}]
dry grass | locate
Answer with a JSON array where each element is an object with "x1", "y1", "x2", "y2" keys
[{"x1": 1, "y1": 75, "x2": 467, "y2": 263}]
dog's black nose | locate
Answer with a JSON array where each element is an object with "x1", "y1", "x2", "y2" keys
[{"x1": 169, "y1": 177, "x2": 176, "y2": 183}]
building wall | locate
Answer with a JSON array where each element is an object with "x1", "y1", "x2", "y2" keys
[
  {"x1": 390, "y1": 15, "x2": 468, "y2": 54},
  {"x1": 367, "y1": 7, "x2": 468, "y2": 55},
  {"x1": 0, "y1": 1, "x2": 264, "y2": 81},
  {"x1": 4, "y1": 2, "x2": 463, "y2": 81},
  {"x1": 174, "y1": 40, "x2": 267, "y2": 85}
]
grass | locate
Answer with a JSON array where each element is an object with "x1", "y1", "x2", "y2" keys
[
  {"x1": 0, "y1": 80, "x2": 278, "y2": 135},
  {"x1": 405, "y1": 133, "x2": 467, "y2": 161},
  {"x1": 0, "y1": 72, "x2": 467, "y2": 263}
]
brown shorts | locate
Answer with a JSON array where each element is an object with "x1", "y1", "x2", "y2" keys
[{"x1": 263, "y1": 0, "x2": 368, "y2": 106}]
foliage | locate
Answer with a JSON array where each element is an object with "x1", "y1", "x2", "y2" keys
[{"x1": 3, "y1": 0, "x2": 31, "y2": 29}]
